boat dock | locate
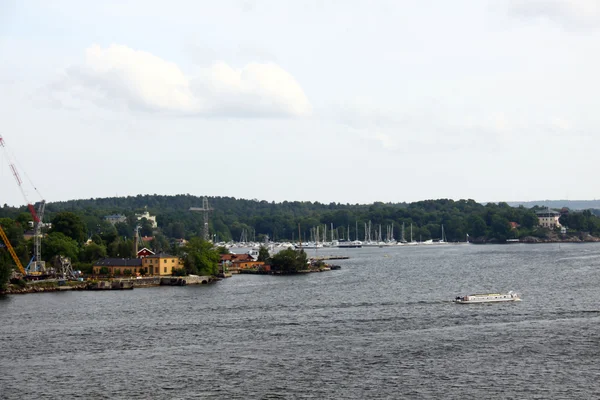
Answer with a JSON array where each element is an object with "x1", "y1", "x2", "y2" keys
[{"x1": 311, "y1": 255, "x2": 349, "y2": 261}]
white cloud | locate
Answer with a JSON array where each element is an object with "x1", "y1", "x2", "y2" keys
[
  {"x1": 51, "y1": 44, "x2": 311, "y2": 118},
  {"x1": 507, "y1": 0, "x2": 600, "y2": 29},
  {"x1": 194, "y1": 61, "x2": 311, "y2": 117},
  {"x1": 333, "y1": 98, "x2": 579, "y2": 154}
]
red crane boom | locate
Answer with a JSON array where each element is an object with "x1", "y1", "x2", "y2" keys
[{"x1": 0, "y1": 134, "x2": 45, "y2": 273}]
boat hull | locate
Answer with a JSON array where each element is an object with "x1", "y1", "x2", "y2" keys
[
  {"x1": 454, "y1": 293, "x2": 521, "y2": 304},
  {"x1": 454, "y1": 298, "x2": 521, "y2": 304}
]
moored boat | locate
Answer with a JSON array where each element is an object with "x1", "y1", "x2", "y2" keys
[
  {"x1": 454, "y1": 291, "x2": 520, "y2": 304},
  {"x1": 336, "y1": 240, "x2": 362, "y2": 248}
]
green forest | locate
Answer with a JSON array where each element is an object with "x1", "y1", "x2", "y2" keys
[{"x1": 2, "y1": 195, "x2": 600, "y2": 276}]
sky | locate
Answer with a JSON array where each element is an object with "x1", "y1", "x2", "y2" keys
[{"x1": 1, "y1": 0, "x2": 599, "y2": 207}]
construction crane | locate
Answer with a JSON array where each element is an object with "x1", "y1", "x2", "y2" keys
[
  {"x1": 189, "y1": 197, "x2": 212, "y2": 241},
  {"x1": 0, "y1": 134, "x2": 46, "y2": 274},
  {"x1": 0, "y1": 225, "x2": 26, "y2": 276}
]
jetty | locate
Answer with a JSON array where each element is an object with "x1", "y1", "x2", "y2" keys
[{"x1": 311, "y1": 255, "x2": 349, "y2": 261}]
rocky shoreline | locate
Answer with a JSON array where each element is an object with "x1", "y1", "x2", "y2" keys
[
  {"x1": 519, "y1": 235, "x2": 600, "y2": 243},
  {"x1": 2, "y1": 283, "x2": 88, "y2": 295},
  {"x1": 469, "y1": 233, "x2": 600, "y2": 244},
  {"x1": 1, "y1": 275, "x2": 217, "y2": 295}
]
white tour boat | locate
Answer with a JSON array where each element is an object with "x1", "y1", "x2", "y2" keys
[{"x1": 454, "y1": 291, "x2": 521, "y2": 304}]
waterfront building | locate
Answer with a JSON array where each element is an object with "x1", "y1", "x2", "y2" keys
[
  {"x1": 93, "y1": 258, "x2": 143, "y2": 275},
  {"x1": 93, "y1": 253, "x2": 183, "y2": 276},
  {"x1": 142, "y1": 253, "x2": 184, "y2": 276},
  {"x1": 219, "y1": 253, "x2": 265, "y2": 271},
  {"x1": 537, "y1": 210, "x2": 561, "y2": 229}
]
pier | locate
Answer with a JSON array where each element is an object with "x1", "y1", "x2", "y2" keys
[{"x1": 311, "y1": 255, "x2": 349, "y2": 261}]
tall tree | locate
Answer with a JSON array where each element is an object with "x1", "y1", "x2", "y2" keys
[
  {"x1": 270, "y1": 248, "x2": 308, "y2": 273},
  {"x1": 139, "y1": 218, "x2": 154, "y2": 237},
  {"x1": 15, "y1": 212, "x2": 33, "y2": 229},
  {"x1": 81, "y1": 242, "x2": 107, "y2": 263},
  {"x1": 43, "y1": 232, "x2": 79, "y2": 261},
  {"x1": 115, "y1": 222, "x2": 132, "y2": 238},
  {"x1": 170, "y1": 222, "x2": 186, "y2": 239},
  {"x1": 257, "y1": 246, "x2": 270, "y2": 262},
  {"x1": 468, "y1": 215, "x2": 487, "y2": 238},
  {"x1": 0, "y1": 218, "x2": 24, "y2": 246},
  {"x1": 98, "y1": 221, "x2": 118, "y2": 245},
  {"x1": 51, "y1": 212, "x2": 86, "y2": 243},
  {"x1": 108, "y1": 237, "x2": 134, "y2": 258},
  {"x1": 150, "y1": 233, "x2": 170, "y2": 253},
  {"x1": 182, "y1": 237, "x2": 220, "y2": 276},
  {"x1": 490, "y1": 215, "x2": 511, "y2": 241}
]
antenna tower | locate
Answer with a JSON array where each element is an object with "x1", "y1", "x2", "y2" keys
[{"x1": 189, "y1": 197, "x2": 213, "y2": 241}]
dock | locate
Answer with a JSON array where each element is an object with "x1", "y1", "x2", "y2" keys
[{"x1": 311, "y1": 255, "x2": 349, "y2": 261}]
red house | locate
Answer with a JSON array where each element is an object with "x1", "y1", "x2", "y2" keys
[{"x1": 137, "y1": 247, "x2": 155, "y2": 258}]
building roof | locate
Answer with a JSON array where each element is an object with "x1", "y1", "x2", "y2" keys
[
  {"x1": 94, "y1": 258, "x2": 142, "y2": 267},
  {"x1": 220, "y1": 253, "x2": 254, "y2": 262},
  {"x1": 536, "y1": 211, "x2": 560, "y2": 216},
  {"x1": 137, "y1": 247, "x2": 155, "y2": 256},
  {"x1": 145, "y1": 252, "x2": 177, "y2": 259}
]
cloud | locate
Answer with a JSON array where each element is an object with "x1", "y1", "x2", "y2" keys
[
  {"x1": 50, "y1": 44, "x2": 311, "y2": 118},
  {"x1": 507, "y1": 0, "x2": 600, "y2": 29},
  {"x1": 332, "y1": 98, "x2": 577, "y2": 154}
]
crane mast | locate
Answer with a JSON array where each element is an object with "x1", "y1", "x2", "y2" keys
[
  {"x1": 0, "y1": 135, "x2": 46, "y2": 274},
  {"x1": 28, "y1": 200, "x2": 46, "y2": 273}
]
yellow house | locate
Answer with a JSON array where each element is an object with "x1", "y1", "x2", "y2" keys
[{"x1": 142, "y1": 253, "x2": 184, "y2": 276}]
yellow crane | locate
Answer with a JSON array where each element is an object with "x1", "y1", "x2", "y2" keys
[{"x1": 0, "y1": 225, "x2": 26, "y2": 276}]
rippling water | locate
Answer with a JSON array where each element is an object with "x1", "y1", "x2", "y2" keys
[{"x1": 2, "y1": 244, "x2": 600, "y2": 399}]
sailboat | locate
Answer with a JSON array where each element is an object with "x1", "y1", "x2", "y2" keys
[
  {"x1": 397, "y1": 222, "x2": 407, "y2": 245},
  {"x1": 336, "y1": 222, "x2": 362, "y2": 248},
  {"x1": 406, "y1": 223, "x2": 418, "y2": 245},
  {"x1": 439, "y1": 224, "x2": 448, "y2": 244}
]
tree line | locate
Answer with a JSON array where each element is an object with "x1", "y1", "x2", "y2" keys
[{"x1": 2, "y1": 195, "x2": 600, "y2": 281}]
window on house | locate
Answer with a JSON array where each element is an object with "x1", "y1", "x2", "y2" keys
[
  {"x1": 164, "y1": 259, "x2": 167, "y2": 264},
  {"x1": 164, "y1": 267, "x2": 167, "y2": 273}
]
